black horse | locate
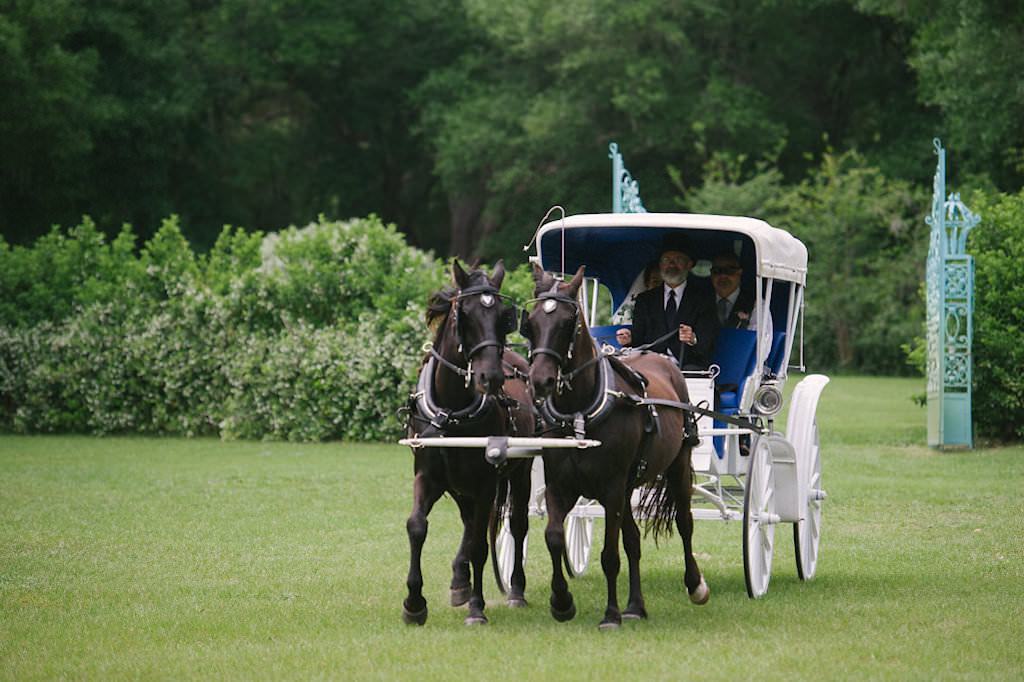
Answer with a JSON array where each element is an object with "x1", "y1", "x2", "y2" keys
[
  {"x1": 521, "y1": 264, "x2": 709, "y2": 629},
  {"x1": 403, "y1": 260, "x2": 535, "y2": 626}
]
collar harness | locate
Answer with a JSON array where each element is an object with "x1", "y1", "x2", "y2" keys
[{"x1": 407, "y1": 283, "x2": 519, "y2": 434}]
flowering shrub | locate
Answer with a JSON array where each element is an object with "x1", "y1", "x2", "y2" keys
[{"x1": 0, "y1": 215, "x2": 453, "y2": 441}]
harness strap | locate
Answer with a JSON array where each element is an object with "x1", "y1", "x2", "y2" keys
[
  {"x1": 622, "y1": 395, "x2": 763, "y2": 432},
  {"x1": 538, "y1": 352, "x2": 617, "y2": 434}
]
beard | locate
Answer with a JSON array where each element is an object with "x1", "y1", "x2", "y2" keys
[{"x1": 661, "y1": 267, "x2": 686, "y2": 286}]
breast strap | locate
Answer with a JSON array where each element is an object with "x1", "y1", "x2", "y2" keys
[{"x1": 408, "y1": 356, "x2": 492, "y2": 433}]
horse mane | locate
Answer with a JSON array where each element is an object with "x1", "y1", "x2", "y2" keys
[
  {"x1": 425, "y1": 267, "x2": 493, "y2": 339},
  {"x1": 426, "y1": 286, "x2": 458, "y2": 334}
]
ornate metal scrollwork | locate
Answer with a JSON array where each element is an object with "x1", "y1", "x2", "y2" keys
[
  {"x1": 609, "y1": 143, "x2": 647, "y2": 214},
  {"x1": 925, "y1": 139, "x2": 977, "y2": 447}
]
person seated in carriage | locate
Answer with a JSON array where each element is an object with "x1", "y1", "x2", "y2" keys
[
  {"x1": 629, "y1": 235, "x2": 719, "y2": 370},
  {"x1": 709, "y1": 248, "x2": 757, "y2": 330}
]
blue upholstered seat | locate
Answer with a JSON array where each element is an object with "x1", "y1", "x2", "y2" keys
[{"x1": 709, "y1": 328, "x2": 757, "y2": 410}]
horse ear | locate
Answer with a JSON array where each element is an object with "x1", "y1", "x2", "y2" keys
[
  {"x1": 531, "y1": 262, "x2": 549, "y2": 293},
  {"x1": 565, "y1": 265, "x2": 587, "y2": 297},
  {"x1": 452, "y1": 259, "x2": 468, "y2": 288},
  {"x1": 489, "y1": 259, "x2": 505, "y2": 289}
]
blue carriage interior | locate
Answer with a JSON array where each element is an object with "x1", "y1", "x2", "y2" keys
[
  {"x1": 550, "y1": 226, "x2": 792, "y2": 379},
  {"x1": 547, "y1": 225, "x2": 794, "y2": 459}
]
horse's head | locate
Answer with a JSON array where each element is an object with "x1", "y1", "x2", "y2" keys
[
  {"x1": 439, "y1": 259, "x2": 517, "y2": 395},
  {"x1": 520, "y1": 263, "x2": 586, "y2": 401}
]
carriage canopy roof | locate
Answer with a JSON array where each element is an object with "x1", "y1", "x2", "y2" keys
[{"x1": 532, "y1": 213, "x2": 808, "y2": 309}]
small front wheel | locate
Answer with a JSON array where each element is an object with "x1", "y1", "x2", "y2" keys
[
  {"x1": 743, "y1": 435, "x2": 777, "y2": 598},
  {"x1": 495, "y1": 513, "x2": 526, "y2": 594},
  {"x1": 564, "y1": 499, "x2": 596, "y2": 577}
]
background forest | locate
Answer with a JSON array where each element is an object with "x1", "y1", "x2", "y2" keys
[
  {"x1": 2, "y1": 0, "x2": 1024, "y2": 440},
  {"x1": 4, "y1": 0, "x2": 1023, "y2": 254}
]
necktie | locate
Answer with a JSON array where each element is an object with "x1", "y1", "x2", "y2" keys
[
  {"x1": 718, "y1": 297, "x2": 730, "y2": 324},
  {"x1": 665, "y1": 289, "x2": 677, "y2": 324}
]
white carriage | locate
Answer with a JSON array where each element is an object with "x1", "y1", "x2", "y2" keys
[{"x1": 491, "y1": 211, "x2": 830, "y2": 599}]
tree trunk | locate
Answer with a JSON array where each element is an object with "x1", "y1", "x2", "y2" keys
[{"x1": 447, "y1": 195, "x2": 483, "y2": 260}]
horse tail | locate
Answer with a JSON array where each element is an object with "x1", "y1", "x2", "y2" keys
[
  {"x1": 489, "y1": 476, "x2": 511, "y2": 595},
  {"x1": 635, "y1": 475, "x2": 678, "y2": 542}
]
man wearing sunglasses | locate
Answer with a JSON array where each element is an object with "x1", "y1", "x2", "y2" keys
[{"x1": 710, "y1": 249, "x2": 757, "y2": 331}]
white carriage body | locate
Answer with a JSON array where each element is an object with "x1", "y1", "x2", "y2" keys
[{"x1": 529, "y1": 212, "x2": 829, "y2": 595}]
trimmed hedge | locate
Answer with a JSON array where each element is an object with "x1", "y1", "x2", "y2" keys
[{"x1": 0, "y1": 215, "x2": 447, "y2": 440}]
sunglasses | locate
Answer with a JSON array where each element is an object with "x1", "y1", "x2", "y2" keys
[{"x1": 710, "y1": 266, "x2": 740, "y2": 275}]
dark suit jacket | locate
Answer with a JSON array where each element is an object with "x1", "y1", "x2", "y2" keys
[
  {"x1": 720, "y1": 287, "x2": 755, "y2": 329},
  {"x1": 631, "y1": 280, "x2": 719, "y2": 369}
]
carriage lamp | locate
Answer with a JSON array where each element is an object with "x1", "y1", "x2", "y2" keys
[{"x1": 752, "y1": 384, "x2": 784, "y2": 416}]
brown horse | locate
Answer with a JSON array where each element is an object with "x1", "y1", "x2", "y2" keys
[
  {"x1": 402, "y1": 260, "x2": 535, "y2": 626},
  {"x1": 521, "y1": 264, "x2": 709, "y2": 629}
]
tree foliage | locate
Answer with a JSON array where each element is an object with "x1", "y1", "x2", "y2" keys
[
  {"x1": 772, "y1": 148, "x2": 927, "y2": 373},
  {"x1": 963, "y1": 190, "x2": 1024, "y2": 441}
]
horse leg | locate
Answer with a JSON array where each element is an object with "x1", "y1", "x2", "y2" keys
[
  {"x1": 505, "y1": 463, "x2": 532, "y2": 608},
  {"x1": 465, "y1": 496, "x2": 492, "y2": 625},
  {"x1": 598, "y1": 495, "x2": 627, "y2": 629},
  {"x1": 669, "y1": 455, "x2": 709, "y2": 605},
  {"x1": 543, "y1": 490, "x2": 577, "y2": 622},
  {"x1": 621, "y1": 494, "x2": 648, "y2": 620},
  {"x1": 404, "y1": 471, "x2": 444, "y2": 625},
  {"x1": 449, "y1": 493, "x2": 474, "y2": 606}
]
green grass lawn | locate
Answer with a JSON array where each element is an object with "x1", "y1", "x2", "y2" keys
[{"x1": 2, "y1": 375, "x2": 1022, "y2": 680}]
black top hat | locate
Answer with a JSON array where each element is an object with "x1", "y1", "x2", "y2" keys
[{"x1": 658, "y1": 233, "x2": 693, "y2": 258}]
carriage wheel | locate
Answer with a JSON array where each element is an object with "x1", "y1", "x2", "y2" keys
[
  {"x1": 743, "y1": 435, "x2": 777, "y2": 599},
  {"x1": 564, "y1": 500, "x2": 596, "y2": 578},
  {"x1": 794, "y1": 419, "x2": 823, "y2": 580},
  {"x1": 495, "y1": 513, "x2": 526, "y2": 594}
]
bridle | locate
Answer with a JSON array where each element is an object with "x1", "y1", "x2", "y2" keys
[
  {"x1": 519, "y1": 282, "x2": 604, "y2": 395},
  {"x1": 433, "y1": 284, "x2": 518, "y2": 389}
]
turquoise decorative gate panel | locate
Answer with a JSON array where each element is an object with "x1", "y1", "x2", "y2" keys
[
  {"x1": 926, "y1": 139, "x2": 979, "y2": 448},
  {"x1": 609, "y1": 143, "x2": 646, "y2": 213}
]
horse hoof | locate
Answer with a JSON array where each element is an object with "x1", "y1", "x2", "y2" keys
[
  {"x1": 450, "y1": 585, "x2": 472, "y2": 607},
  {"x1": 402, "y1": 604, "x2": 428, "y2": 626},
  {"x1": 551, "y1": 599, "x2": 576, "y2": 623},
  {"x1": 465, "y1": 614, "x2": 488, "y2": 626},
  {"x1": 598, "y1": 619, "x2": 621, "y2": 631},
  {"x1": 622, "y1": 608, "x2": 648, "y2": 621},
  {"x1": 506, "y1": 596, "x2": 528, "y2": 609},
  {"x1": 689, "y1": 577, "x2": 710, "y2": 605}
]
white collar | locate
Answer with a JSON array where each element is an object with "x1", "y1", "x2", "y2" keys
[{"x1": 664, "y1": 281, "x2": 686, "y2": 305}]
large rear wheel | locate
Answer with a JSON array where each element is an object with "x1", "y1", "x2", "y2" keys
[{"x1": 794, "y1": 419, "x2": 823, "y2": 580}]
